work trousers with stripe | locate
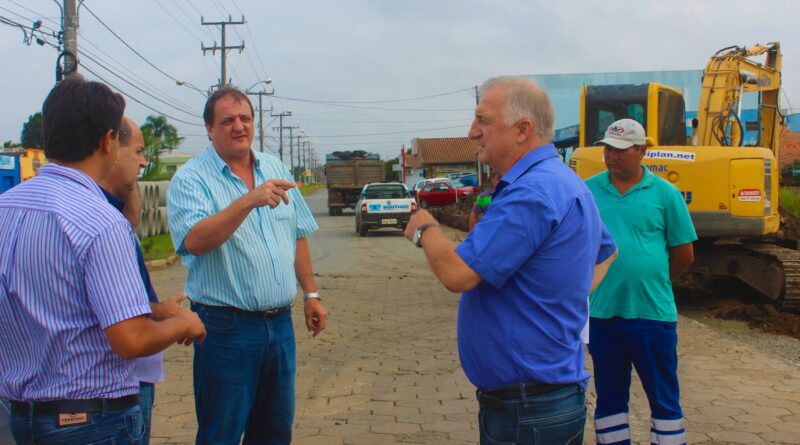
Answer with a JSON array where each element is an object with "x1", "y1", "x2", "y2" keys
[{"x1": 589, "y1": 317, "x2": 686, "y2": 445}]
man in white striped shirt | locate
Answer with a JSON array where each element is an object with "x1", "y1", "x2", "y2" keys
[
  {"x1": 168, "y1": 86, "x2": 328, "y2": 445},
  {"x1": 0, "y1": 78, "x2": 206, "y2": 445}
]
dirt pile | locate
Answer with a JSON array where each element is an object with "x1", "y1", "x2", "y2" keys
[
  {"x1": 428, "y1": 189, "x2": 485, "y2": 232},
  {"x1": 778, "y1": 206, "x2": 800, "y2": 240}
]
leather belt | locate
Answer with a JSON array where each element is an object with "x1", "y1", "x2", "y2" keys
[
  {"x1": 477, "y1": 383, "x2": 573, "y2": 409},
  {"x1": 11, "y1": 394, "x2": 139, "y2": 416},
  {"x1": 193, "y1": 302, "x2": 290, "y2": 319}
]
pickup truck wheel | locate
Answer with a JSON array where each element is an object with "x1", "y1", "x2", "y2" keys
[
  {"x1": 359, "y1": 223, "x2": 368, "y2": 237},
  {"x1": 420, "y1": 200, "x2": 429, "y2": 209}
]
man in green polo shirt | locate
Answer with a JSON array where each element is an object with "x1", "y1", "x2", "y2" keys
[{"x1": 585, "y1": 118, "x2": 696, "y2": 445}]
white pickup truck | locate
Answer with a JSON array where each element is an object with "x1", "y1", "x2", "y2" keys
[{"x1": 354, "y1": 182, "x2": 417, "y2": 237}]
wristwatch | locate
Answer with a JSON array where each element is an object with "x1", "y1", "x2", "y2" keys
[
  {"x1": 413, "y1": 223, "x2": 438, "y2": 247},
  {"x1": 303, "y1": 291, "x2": 321, "y2": 302}
]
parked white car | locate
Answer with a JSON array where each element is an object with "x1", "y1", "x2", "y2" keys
[{"x1": 355, "y1": 183, "x2": 416, "y2": 237}]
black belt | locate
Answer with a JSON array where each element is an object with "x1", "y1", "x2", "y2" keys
[
  {"x1": 477, "y1": 383, "x2": 573, "y2": 409},
  {"x1": 192, "y1": 302, "x2": 291, "y2": 319},
  {"x1": 11, "y1": 394, "x2": 139, "y2": 416}
]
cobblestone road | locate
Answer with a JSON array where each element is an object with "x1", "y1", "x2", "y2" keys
[{"x1": 146, "y1": 190, "x2": 800, "y2": 444}]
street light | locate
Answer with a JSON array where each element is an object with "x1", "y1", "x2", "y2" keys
[
  {"x1": 245, "y1": 78, "x2": 272, "y2": 92},
  {"x1": 175, "y1": 80, "x2": 209, "y2": 97}
]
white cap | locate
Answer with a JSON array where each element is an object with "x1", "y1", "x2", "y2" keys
[{"x1": 597, "y1": 118, "x2": 647, "y2": 149}]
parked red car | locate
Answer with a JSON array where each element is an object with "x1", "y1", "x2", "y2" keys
[{"x1": 416, "y1": 180, "x2": 477, "y2": 208}]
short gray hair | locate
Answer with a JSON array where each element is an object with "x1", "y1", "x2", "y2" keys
[{"x1": 479, "y1": 76, "x2": 555, "y2": 143}]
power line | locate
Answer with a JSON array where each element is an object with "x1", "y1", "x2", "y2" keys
[
  {"x1": 78, "y1": 34, "x2": 199, "y2": 112},
  {"x1": 6, "y1": 0, "x2": 59, "y2": 27},
  {"x1": 151, "y1": 1, "x2": 205, "y2": 43},
  {"x1": 81, "y1": 63, "x2": 204, "y2": 127},
  {"x1": 82, "y1": 3, "x2": 198, "y2": 92},
  {"x1": 300, "y1": 117, "x2": 470, "y2": 124},
  {"x1": 311, "y1": 125, "x2": 468, "y2": 138},
  {"x1": 275, "y1": 88, "x2": 473, "y2": 105},
  {"x1": 271, "y1": 95, "x2": 472, "y2": 112},
  {"x1": 81, "y1": 52, "x2": 201, "y2": 118},
  {"x1": 229, "y1": 0, "x2": 271, "y2": 85}
]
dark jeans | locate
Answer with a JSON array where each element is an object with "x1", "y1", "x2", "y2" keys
[
  {"x1": 138, "y1": 383, "x2": 155, "y2": 445},
  {"x1": 192, "y1": 304, "x2": 296, "y2": 445},
  {"x1": 10, "y1": 403, "x2": 144, "y2": 445},
  {"x1": 1, "y1": 399, "x2": 15, "y2": 445},
  {"x1": 478, "y1": 384, "x2": 586, "y2": 444}
]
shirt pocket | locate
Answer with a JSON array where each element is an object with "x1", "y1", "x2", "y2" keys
[
  {"x1": 270, "y1": 202, "x2": 294, "y2": 221},
  {"x1": 630, "y1": 203, "x2": 665, "y2": 241}
]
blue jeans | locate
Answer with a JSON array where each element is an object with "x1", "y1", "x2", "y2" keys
[
  {"x1": 1, "y1": 399, "x2": 15, "y2": 445},
  {"x1": 478, "y1": 384, "x2": 586, "y2": 444},
  {"x1": 192, "y1": 305, "x2": 296, "y2": 445},
  {"x1": 10, "y1": 403, "x2": 144, "y2": 445},
  {"x1": 138, "y1": 383, "x2": 154, "y2": 445}
]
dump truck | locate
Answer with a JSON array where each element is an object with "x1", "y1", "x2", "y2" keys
[
  {"x1": 571, "y1": 42, "x2": 800, "y2": 312},
  {"x1": 325, "y1": 151, "x2": 384, "y2": 216}
]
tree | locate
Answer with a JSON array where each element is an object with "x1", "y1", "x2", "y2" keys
[
  {"x1": 140, "y1": 115, "x2": 183, "y2": 178},
  {"x1": 21, "y1": 112, "x2": 44, "y2": 148},
  {"x1": 385, "y1": 157, "x2": 400, "y2": 181}
]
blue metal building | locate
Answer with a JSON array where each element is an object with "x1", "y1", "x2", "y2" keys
[{"x1": 523, "y1": 70, "x2": 763, "y2": 151}]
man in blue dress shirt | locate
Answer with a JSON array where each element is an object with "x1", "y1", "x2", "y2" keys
[
  {"x1": 168, "y1": 87, "x2": 328, "y2": 445},
  {"x1": 0, "y1": 78, "x2": 206, "y2": 444},
  {"x1": 100, "y1": 116, "x2": 190, "y2": 445},
  {"x1": 405, "y1": 77, "x2": 618, "y2": 444}
]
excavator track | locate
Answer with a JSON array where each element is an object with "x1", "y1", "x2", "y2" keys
[{"x1": 742, "y1": 243, "x2": 800, "y2": 313}]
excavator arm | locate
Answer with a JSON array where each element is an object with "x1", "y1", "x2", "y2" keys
[{"x1": 696, "y1": 43, "x2": 782, "y2": 152}]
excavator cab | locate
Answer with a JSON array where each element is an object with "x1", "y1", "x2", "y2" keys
[{"x1": 579, "y1": 83, "x2": 686, "y2": 148}]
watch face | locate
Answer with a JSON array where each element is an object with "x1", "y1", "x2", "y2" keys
[{"x1": 413, "y1": 228, "x2": 422, "y2": 246}]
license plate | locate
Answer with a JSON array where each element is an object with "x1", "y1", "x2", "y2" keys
[{"x1": 381, "y1": 218, "x2": 397, "y2": 224}]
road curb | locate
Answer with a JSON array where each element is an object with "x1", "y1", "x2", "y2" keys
[{"x1": 145, "y1": 254, "x2": 179, "y2": 270}]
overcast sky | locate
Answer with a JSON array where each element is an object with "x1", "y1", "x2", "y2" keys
[{"x1": 1, "y1": 0, "x2": 798, "y2": 162}]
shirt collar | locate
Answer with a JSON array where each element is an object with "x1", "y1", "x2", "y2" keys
[
  {"x1": 205, "y1": 144, "x2": 261, "y2": 173},
  {"x1": 600, "y1": 165, "x2": 656, "y2": 196},
  {"x1": 100, "y1": 187, "x2": 125, "y2": 212},
  {"x1": 496, "y1": 144, "x2": 558, "y2": 192},
  {"x1": 37, "y1": 162, "x2": 105, "y2": 200}
]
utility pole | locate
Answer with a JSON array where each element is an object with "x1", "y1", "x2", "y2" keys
[
  {"x1": 295, "y1": 133, "x2": 306, "y2": 174},
  {"x1": 246, "y1": 89, "x2": 274, "y2": 152},
  {"x1": 201, "y1": 16, "x2": 245, "y2": 88},
  {"x1": 62, "y1": 0, "x2": 79, "y2": 79},
  {"x1": 286, "y1": 126, "x2": 300, "y2": 179},
  {"x1": 271, "y1": 110, "x2": 292, "y2": 163}
]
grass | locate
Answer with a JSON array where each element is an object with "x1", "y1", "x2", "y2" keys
[
  {"x1": 780, "y1": 187, "x2": 800, "y2": 218},
  {"x1": 140, "y1": 233, "x2": 175, "y2": 262},
  {"x1": 138, "y1": 184, "x2": 322, "y2": 262},
  {"x1": 300, "y1": 183, "x2": 324, "y2": 196}
]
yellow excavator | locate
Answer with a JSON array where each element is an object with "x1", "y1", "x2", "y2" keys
[{"x1": 570, "y1": 42, "x2": 800, "y2": 313}]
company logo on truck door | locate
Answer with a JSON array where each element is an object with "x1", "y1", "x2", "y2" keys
[{"x1": 738, "y1": 189, "x2": 762, "y2": 202}]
